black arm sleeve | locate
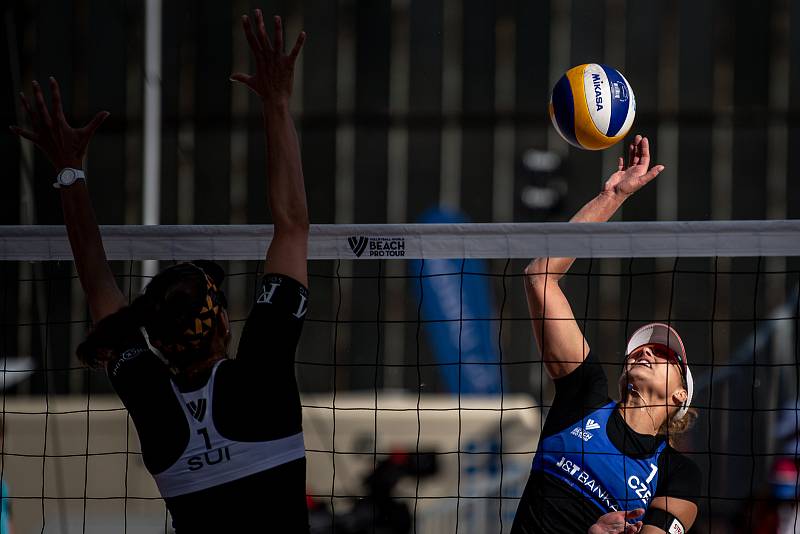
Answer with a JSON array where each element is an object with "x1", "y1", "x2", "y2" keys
[
  {"x1": 542, "y1": 352, "x2": 611, "y2": 437},
  {"x1": 213, "y1": 274, "x2": 309, "y2": 441},
  {"x1": 107, "y1": 338, "x2": 169, "y2": 404},
  {"x1": 107, "y1": 335, "x2": 187, "y2": 474},
  {"x1": 643, "y1": 507, "x2": 687, "y2": 533},
  {"x1": 552, "y1": 352, "x2": 608, "y2": 399},
  {"x1": 236, "y1": 273, "x2": 309, "y2": 369},
  {"x1": 654, "y1": 449, "x2": 703, "y2": 503}
]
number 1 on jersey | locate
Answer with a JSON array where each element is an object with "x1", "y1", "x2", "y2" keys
[
  {"x1": 198, "y1": 427, "x2": 212, "y2": 450},
  {"x1": 645, "y1": 463, "x2": 658, "y2": 485}
]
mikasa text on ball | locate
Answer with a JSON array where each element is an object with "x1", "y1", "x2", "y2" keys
[{"x1": 549, "y1": 64, "x2": 636, "y2": 150}]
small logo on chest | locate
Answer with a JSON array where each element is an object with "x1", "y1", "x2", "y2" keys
[
  {"x1": 570, "y1": 427, "x2": 593, "y2": 441},
  {"x1": 571, "y1": 418, "x2": 601, "y2": 441},
  {"x1": 186, "y1": 398, "x2": 207, "y2": 422}
]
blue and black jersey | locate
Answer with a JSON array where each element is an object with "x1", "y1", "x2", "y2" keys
[
  {"x1": 511, "y1": 352, "x2": 701, "y2": 534},
  {"x1": 107, "y1": 274, "x2": 310, "y2": 533}
]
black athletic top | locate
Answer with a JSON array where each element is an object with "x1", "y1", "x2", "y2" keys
[
  {"x1": 107, "y1": 274, "x2": 310, "y2": 533},
  {"x1": 511, "y1": 352, "x2": 701, "y2": 534}
]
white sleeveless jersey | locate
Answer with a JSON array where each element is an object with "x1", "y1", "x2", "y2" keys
[{"x1": 152, "y1": 361, "x2": 305, "y2": 498}]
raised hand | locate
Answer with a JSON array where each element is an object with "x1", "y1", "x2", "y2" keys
[
  {"x1": 588, "y1": 509, "x2": 645, "y2": 534},
  {"x1": 10, "y1": 77, "x2": 109, "y2": 170},
  {"x1": 230, "y1": 10, "x2": 306, "y2": 105},
  {"x1": 603, "y1": 135, "x2": 664, "y2": 199}
]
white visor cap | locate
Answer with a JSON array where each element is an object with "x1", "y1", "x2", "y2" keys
[{"x1": 625, "y1": 323, "x2": 694, "y2": 420}]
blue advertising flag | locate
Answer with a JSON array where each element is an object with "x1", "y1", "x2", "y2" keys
[{"x1": 409, "y1": 208, "x2": 503, "y2": 394}]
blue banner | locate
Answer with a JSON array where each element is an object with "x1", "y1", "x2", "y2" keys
[{"x1": 409, "y1": 208, "x2": 503, "y2": 394}]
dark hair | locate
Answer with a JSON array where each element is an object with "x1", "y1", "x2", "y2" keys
[{"x1": 77, "y1": 262, "x2": 227, "y2": 370}]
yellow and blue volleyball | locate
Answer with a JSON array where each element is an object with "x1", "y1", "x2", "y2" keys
[{"x1": 549, "y1": 64, "x2": 636, "y2": 151}]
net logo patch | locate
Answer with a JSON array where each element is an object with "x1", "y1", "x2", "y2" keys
[
  {"x1": 348, "y1": 236, "x2": 405, "y2": 257},
  {"x1": 348, "y1": 236, "x2": 369, "y2": 257}
]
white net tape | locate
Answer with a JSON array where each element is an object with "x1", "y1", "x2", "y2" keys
[{"x1": 1, "y1": 220, "x2": 799, "y2": 261}]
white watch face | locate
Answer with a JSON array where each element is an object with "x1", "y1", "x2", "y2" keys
[{"x1": 59, "y1": 169, "x2": 77, "y2": 186}]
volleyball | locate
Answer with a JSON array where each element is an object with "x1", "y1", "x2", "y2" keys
[{"x1": 549, "y1": 63, "x2": 636, "y2": 150}]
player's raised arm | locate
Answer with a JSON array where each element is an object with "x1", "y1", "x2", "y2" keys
[
  {"x1": 524, "y1": 135, "x2": 664, "y2": 379},
  {"x1": 10, "y1": 78, "x2": 125, "y2": 323},
  {"x1": 232, "y1": 10, "x2": 308, "y2": 286}
]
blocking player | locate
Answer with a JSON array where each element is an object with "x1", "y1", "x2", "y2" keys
[{"x1": 11, "y1": 10, "x2": 311, "y2": 532}]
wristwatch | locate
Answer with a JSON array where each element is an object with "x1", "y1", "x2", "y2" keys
[{"x1": 53, "y1": 168, "x2": 86, "y2": 189}]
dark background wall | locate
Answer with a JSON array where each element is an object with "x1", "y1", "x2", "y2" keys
[{"x1": 3, "y1": 0, "x2": 795, "y2": 229}]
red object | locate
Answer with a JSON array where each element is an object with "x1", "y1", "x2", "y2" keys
[
  {"x1": 389, "y1": 450, "x2": 409, "y2": 466},
  {"x1": 771, "y1": 457, "x2": 800, "y2": 485}
]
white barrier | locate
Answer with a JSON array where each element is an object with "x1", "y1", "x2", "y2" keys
[
  {"x1": 3, "y1": 393, "x2": 540, "y2": 533},
  {"x1": 415, "y1": 467, "x2": 530, "y2": 534}
]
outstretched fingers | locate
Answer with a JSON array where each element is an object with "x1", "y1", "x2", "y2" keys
[
  {"x1": 626, "y1": 139, "x2": 635, "y2": 168},
  {"x1": 32, "y1": 81, "x2": 53, "y2": 127},
  {"x1": 242, "y1": 10, "x2": 303, "y2": 61},
  {"x1": 49, "y1": 77, "x2": 66, "y2": 123},
  {"x1": 637, "y1": 136, "x2": 650, "y2": 168},
  {"x1": 628, "y1": 134, "x2": 643, "y2": 168},
  {"x1": 289, "y1": 31, "x2": 306, "y2": 62},
  {"x1": 241, "y1": 15, "x2": 262, "y2": 55},
  {"x1": 229, "y1": 73, "x2": 257, "y2": 94},
  {"x1": 636, "y1": 164, "x2": 664, "y2": 188},
  {"x1": 9, "y1": 125, "x2": 38, "y2": 143},
  {"x1": 80, "y1": 111, "x2": 110, "y2": 138},
  {"x1": 19, "y1": 92, "x2": 36, "y2": 124},
  {"x1": 255, "y1": 9, "x2": 273, "y2": 52},
  {"x1": 273, "y1": 16, "x2": 284, "y2": 53}
]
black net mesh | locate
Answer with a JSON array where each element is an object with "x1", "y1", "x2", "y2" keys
[{"x1": 0, "y1": 254, "x2": 798, "y2": 533}]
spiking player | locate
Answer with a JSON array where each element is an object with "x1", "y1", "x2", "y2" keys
[
  {"x1": 12, "y1": 10, "x2": 311, "y2": 532},
  {"x1": 512, "y1": 136, "x2": 701, "y2": 534}
]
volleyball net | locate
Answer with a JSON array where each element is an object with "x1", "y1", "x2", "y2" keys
[{"x1": 0, "y1": 221, "x2": 799, "y2": 534}]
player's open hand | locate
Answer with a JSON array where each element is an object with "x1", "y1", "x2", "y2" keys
[
  {"x1": 10, "y1": 78, "x2": 109, "y2": 171},
  {"x1": 603, "y1": 135, "x2": 664, "y2": 199},
  {"x1": 588, "y1": 509, "x2": 644, "y2": 534},
  {"x1": 231, "y1": 10, "x2": 305, "y2": 106}
]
